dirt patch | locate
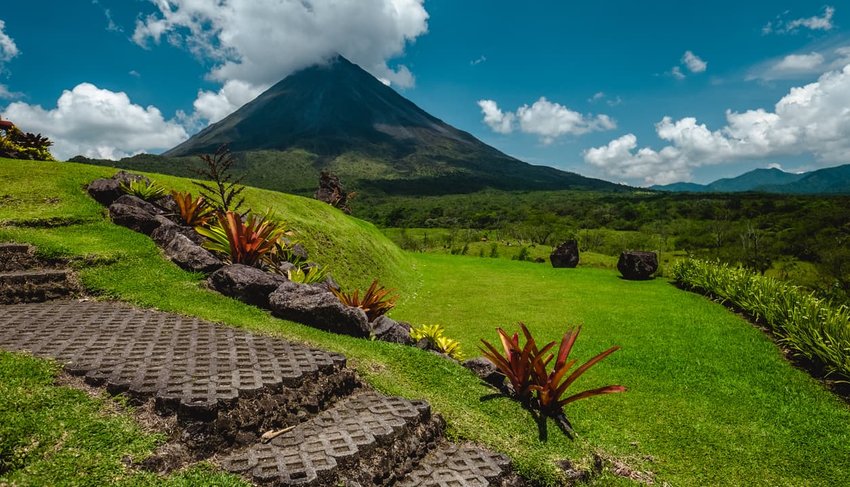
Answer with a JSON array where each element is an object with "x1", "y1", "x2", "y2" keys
[{"x1": 557, "y1": 450, "x2": 656, "y2": 486}]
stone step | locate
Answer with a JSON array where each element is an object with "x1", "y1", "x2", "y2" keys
[
  {"x1": 0, "y1": 300, "x2": 358, "y2": 457},
  {"x1": 221, "y1": 391, "x2": 443, "y2": 486},
  {"x1": 396, "y1": 444, "x2": 519, "y2": 487},
  {"x1": 0, "y1": 242, "x2": 38, "y2": 272},
  {"x1": 0, "y1": 269, "x2": 76, "y2": 304}
]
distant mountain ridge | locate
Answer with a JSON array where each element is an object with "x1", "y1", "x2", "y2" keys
[
  {"x1": 650, "y1": 165, "x2": 850, "y2": 194},
  {"x1": 87, "y1": 55, "x2": 626, "y2": 196}
]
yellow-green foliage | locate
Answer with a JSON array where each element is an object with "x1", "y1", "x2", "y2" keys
[
  {"x1": 410, "y1": 324, "x2": 464, "y2": 360},
  {"x1": 0, "y1": 127, "x2": 56, "y2": 162},
  {"x1": 120, "y1": 179, "x2": 167, "y2": 201},
  {"x1": 672, "y1": 258, "x2": 850, "y2": 380}
]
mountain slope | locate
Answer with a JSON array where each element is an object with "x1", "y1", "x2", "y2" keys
[
  {"x1": 651, "y1": 165, "x2": 850, "y2": 194},
  {"x1": 91, "y1": 56, "x2": 625, "y2": 196}
]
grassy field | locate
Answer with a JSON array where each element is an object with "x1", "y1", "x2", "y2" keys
[{"x1": 1, "y1": 159, "x2": 849, "y2": 485}]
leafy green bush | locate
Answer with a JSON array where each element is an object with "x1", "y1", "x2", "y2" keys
[
  {"x1": 672, "y1": 259, "x2": 850, "y2": 380},
  {"x1": 287, "y1": 265, "x2": 329, "y2": 284}
]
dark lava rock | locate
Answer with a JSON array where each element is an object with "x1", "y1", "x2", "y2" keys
[
  {"x1": 314, "y1": 171, "x2": 353, "y2": 213},
  {"x1": 112, "y1": 170, "x2": 149, "y2": 185},
  {"x1": 86, "y1": 171, "x2": 150, "y2": 206},
  {"x1": 269, "y1": 281, "x2": 370, "y2": 337},
  {"x1": 463, "y1": 357, "x2": 505, "y2": 389},
  {"x1": 163, "y1": 233, "x2": 223, "y2": 274},
  {"x1": 114, "y1": 194, "x2": 162, "y2": 215},
  {"x1": 208, "y1": 264, "x2": 288, "y2": 307},
  {"x1": 109, "y1": 203, "x2": 163, "y2": 235},
  {"x1": 370, "y1": 316, "x2": 413, "y2": 345},
  {"x1": 550, "y1": 240, "x2": 580, "y2": 268},
  {"x1": 151, "y1": 223, "x2": 205, "y2": 247},
  {"x1": 86, "y1": 178, "x2": 123, "y2": 206},
  {"x1": 617, "y1": 251, "x2": 658, "y2": 280}
]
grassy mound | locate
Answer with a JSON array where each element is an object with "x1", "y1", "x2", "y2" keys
[{"x1": 0, "y1": 159, "x2": 413, "y2": 292}]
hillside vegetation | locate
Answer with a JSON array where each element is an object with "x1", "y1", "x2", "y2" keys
[{"x1": 2, "y1": 159, "x2": 850, "y2": 486}]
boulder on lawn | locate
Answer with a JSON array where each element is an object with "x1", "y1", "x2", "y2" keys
[
  {"x1": 208, "y1": 264, "x2": 287, "y2": 307},
  {"x1": 268, "y1": 281, "x2": 370, "y2": 337},
  {"x1": 369, "y1": 316, "x2": 413, "y2": 345},
  {"x1": 617, "y1": 251, "x2": 659, "y2": 280},
  {"x1": 463, "y1": 357, "x2": 505, "y2": 389},
  {"x1": 151, "y1": 223, "x2": 205, "y2": 247},
  {"x1": 86, "y1": 171, "x2": 150, "y2": 206},
  {"x1": 113, "y1": 194, "x2": 162, "y2": 216},
  {"x1": 109, "y1": 203, "x2": 163, "y2": 235},
  {"x1": 550, "y1": 240, "x2": 580, "y2": 268},
  {"x1": 163, "y1": 233, "x2": 223, "y2": 274}
]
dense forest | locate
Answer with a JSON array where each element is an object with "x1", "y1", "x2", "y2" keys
[{"x1": 354, "y1": 190, "x2": 850, "y2": 304}]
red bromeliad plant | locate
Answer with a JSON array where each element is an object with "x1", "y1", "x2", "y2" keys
[
  {"x1": 196, "y1": 211, "x2": 287, "y2": 267},
  {"x1": 481, "y1": 323, "x2": 625, "y2": 438},
  {"x1": 479, "y1": 322, "x2": 553, "y2": 399},
  {"x1": 529, "y1": 326, "x2": 625, "y2": 436},
  {"x1": 330, "y1": 279, "x2": 399, "y2": 321},
  {"x1": 171, "y1": 190, "x2": 213, "y2": 227}
]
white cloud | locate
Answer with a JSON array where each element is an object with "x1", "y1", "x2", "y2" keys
[
  {"x1": 749, "y1": 46, "x2": 850, "y2": 80},
  {"x1": 671, "y1": 66, "x2": 686, "y2": 80},
  {"x1": 190, "y1": 79, "x2": 266, "y2": 125},
  {"x1": 763, "y1": 6, "x2": 835, "y2": 34},
  {"x1": 2, "y1": 83, "x2": 188, "y2": 160},
  {"x1": 470, "y1": 55, "x2": 487, "y2": 66},
  {"x1": 478, "y1": 97, "x2": 615, "y2": 144},
  {"x1": 669, "y1": 51, "x2": 707, "y2": 79},
  {"x1": 588, "y1": 92, "x2": 606, "y2": 102},
  {"x1": 0, "y1": 84, "x2": 22, "y2": 100},
  {"x1": 0, "y1": 20, "x2": 18, "y2": 63},
  {"x1": 477, "y1": 99, "x2": 514, "y2": 134},
  {"x1": 132, "y1": 0, "x2": 429, "y2": 125},
  {"x1": 584, "y1": 64, "x2": 850, "y2": 185}
]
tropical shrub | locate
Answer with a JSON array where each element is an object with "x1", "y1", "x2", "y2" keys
[
  {"x1": 330, "y1": 279, "x2": 398, "y2": 321},
  {"x1": 171, "y1": 191, "x2": 213, "y2": 226},
  {"x1": 193, "y1": 145, "x2": 245, "y2": 212},
  {"x1": 410, "y1": 324, "x2": 464, "y2": 360},
  {"x1": 196, "y1": 211, "x2": 287, "y2": 267},
  {"x1": 120, "y1": 179, "x2": 167, "y2": 201},
  {"x1": 672, "y1": 258, "x2": 850, "y2": 380},
  {"x1": 0, "y1": 126, "x2": 56, "y2": 161}
]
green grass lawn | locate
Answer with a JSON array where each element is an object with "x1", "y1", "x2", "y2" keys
[{"x1": 1, "y1": 159, "x2": 849, "y2": 486}]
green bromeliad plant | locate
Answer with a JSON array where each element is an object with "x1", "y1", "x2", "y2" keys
[
  {"x1": 120, "y1": 179, "x2": 167, "y2": 202},
  {"x1": 480, "y1": 322, "x2": 625, "y2": 437},
  {"x1": 196, "y1": 210, "x2": 289, "y2": 267}
]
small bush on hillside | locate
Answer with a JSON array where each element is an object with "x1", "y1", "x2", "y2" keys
[
  {"x1": 193, "y1": 145, "x2": 245, "y2": 213},
  {"x1": 410, "y1": 324, "x2": 463, "y2": 360},
  {"x1": 513, "y1": 246, "x2": 532, "y2": 261},
  {"x1": 489, "y1": 243, "x2": 499, "y2": 258},
  {"x1": 672, "y1": 258, "x2": 850, "y2": 380},
  {"x1": 0, "y1": 126, "x2": 56, "y2": 161},
  {"x1": 330, "y1": 279, "x2": 398, "y2": 321},
  {"x1": 120, "y1": 179, "x2": 167, "y2": 201}
]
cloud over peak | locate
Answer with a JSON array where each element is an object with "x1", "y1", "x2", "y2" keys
[
  {"x1": 478, "y1": 97, "x2": 615, "y2": 144},
  {"x1": 132, "y1": 0, "x2": 429, "y2": 125}
]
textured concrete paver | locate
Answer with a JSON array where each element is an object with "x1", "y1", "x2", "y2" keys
[
  {"x1": 222, "y1": 390, "x2": 440, "y2": 486},
  {"x1": 0, "y1": 300, "x2": 345, "y2": 419},
  {"x1": 397, "y1": 444, "x2": 514, "y2": 487}
]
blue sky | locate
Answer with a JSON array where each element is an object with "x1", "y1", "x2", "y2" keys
[{"x1": 1, "y1": 1, "x2": 849, "y2": 186}]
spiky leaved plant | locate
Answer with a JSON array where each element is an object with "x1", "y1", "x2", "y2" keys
[
  {"x1": 192, "y1": 144, "x2": 245, "y2": 213},
  {"x1": 330, "y1": 279, "x2": 398, "y2": 321},
  {"x1": 196, "y1": 210, "x2": 287, "y2": 267}
]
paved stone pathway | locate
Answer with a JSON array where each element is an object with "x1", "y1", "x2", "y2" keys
[{"x1": 0, "y1": 244, "x2": 521, "y2": 486}]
